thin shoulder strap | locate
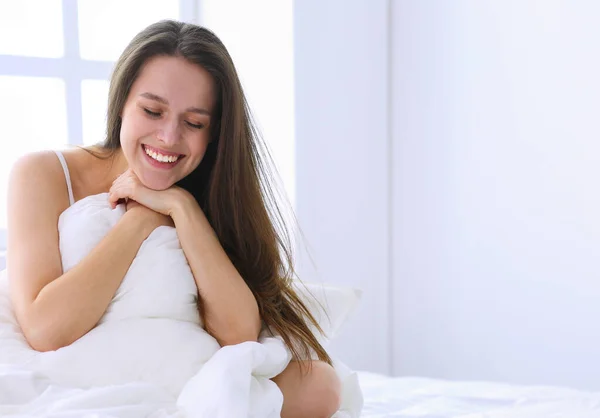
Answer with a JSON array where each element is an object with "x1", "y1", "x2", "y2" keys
[{"x1": 53, "y1": 150, "x2": 75, "y2": 206}]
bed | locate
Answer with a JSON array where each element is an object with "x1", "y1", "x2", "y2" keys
[
  {"x1": 4, "y1": 241, "x2": 600, "y2": 418},
  {"x1": 358, "y1": 371, "x2": 600, "y2": 417}
]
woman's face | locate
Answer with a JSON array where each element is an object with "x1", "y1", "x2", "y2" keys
[{"x1": 119, "y1": 55, "x2": 216, "y2": 190}]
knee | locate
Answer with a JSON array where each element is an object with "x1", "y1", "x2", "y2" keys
[
  {"x1": 276, "y1": 360, "x2": 342, "y2": 418},
  {"x1": 307, "y1": 361, "x2": 342, "y2": 418}
]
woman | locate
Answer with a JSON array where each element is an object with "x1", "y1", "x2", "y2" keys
[{"x1": 7, "y1": 20, "x2": 341, "y2": 417}]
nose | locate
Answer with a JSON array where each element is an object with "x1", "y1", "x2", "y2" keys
[{"x1": 156, "y1": 119, "x2": 181, "y2": 146}]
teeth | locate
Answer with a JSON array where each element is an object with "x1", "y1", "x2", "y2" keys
[{"x1": 144, "y1": 146, "x2": 179, "y2": 163}]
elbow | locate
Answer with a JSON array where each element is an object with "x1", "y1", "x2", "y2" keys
[
  {"x1": 29, "y1": 339, "x2": 61, "y2": 353},
  {"x1": 205, "y1": 300, "x2": 262, "y2": 346},
  {"x1": 214, "y1": 320, "x2": 262, "y2": 347},
  {"x1": 23, "y1": 327, "x2": 61, "y2": 352},
  {"x1": 20, "y1": 316, "x2": 67, "y2": 352},
  {"x1": 218, "y1": 333, "x2": 258, "y2": 347}
]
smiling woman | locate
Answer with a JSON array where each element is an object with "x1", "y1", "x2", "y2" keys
[
  {"x1": 116, "y1": 56, "x2": 215, "y2": 191},
  {"x1": 3, "y1": 19, "x2": 357, "y2": 418}
]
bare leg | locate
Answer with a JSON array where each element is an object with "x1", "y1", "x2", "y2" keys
[{"x1": 272, "y1": 360, "x2": 342, "y2": 418}]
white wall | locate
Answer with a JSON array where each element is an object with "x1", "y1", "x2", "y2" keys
[
  {"x1": 293, "y1": 0, "x2": 391, "y2": 374},
  {"x1": 294, "y1": 0, "x2": 600, "y2": 390},
  {"x1": 198, "y1": 0, "x2": 295, "y2": 204},
  {"x1": 391, "y1": 0, "x2": 600, "y2": 390}
]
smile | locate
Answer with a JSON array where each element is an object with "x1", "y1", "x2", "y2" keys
[
  {"x1": 141, "y1": 144, "x2": 185, "y2": 169},
  {"x1": 142, "y1": 144, "x2": 184, "y2": 163}
]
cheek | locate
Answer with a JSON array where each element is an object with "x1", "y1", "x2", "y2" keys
[
  {"x1": 119, "y1": 114, "x2": 137, "y2": 146},
  {"x1": 119, "y1": 113, "x2": 148, "y2": 155},
  {"x1": 118, "y1": 130, "x2": 137, "y2": 169}
]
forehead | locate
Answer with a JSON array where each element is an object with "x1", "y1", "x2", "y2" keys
[{"x1": 130, "y1": 55, "x2": 215, "y2": 109}]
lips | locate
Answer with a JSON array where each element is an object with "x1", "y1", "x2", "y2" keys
[
  {"x1": 141, "y1": 144, "x2": 185, "y2": 169},
  {"x1": 142, "y1": 144, "x2": 185, "y2": 158}
]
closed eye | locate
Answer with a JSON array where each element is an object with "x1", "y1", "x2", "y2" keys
[
  {"x1": 143, "y1": 107, "x2": 204, "y2": 129},
  {"x1": 186, "y1": 121, "x2": 205, "y2": 129},
  {"x1": 143, "y1": 108, "x2": 161, "y2": 117}
]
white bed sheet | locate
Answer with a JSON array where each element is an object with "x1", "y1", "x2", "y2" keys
[{"x1": 358, "y1": 372, "x2": 600, "y2": 417}]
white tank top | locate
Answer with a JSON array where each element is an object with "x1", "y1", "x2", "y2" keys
[{"x1": 53, "y1": 150, "x2": 75, "y2": 206}]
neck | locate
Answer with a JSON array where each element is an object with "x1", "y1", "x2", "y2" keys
[
  {"x1": 107, "y1": 147, "x2": 129, "y2": 180},
  {"x1": 85, "y1": 145, "x2": 129, "y2": 186}
]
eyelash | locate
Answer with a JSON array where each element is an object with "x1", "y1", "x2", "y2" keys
[{"x1": 143, "y1": 108, "x2": 205, "y2": 129}]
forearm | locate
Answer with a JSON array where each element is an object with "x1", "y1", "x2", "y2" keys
[
  {"x1": 173, "y1": 197, "x2": 261, "y2": 346},
  {"x1": 25, "y1": 211, "x2": 151, "y2": 351}
]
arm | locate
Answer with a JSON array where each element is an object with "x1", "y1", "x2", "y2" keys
[
  {"x1": 107, "y1": 168, "x2": 261, "y2": 346},
  {"x1": 7, "y1": 153, "x2": 161, "y2": 352},
  {"x1": 172, "y1": 192, "x2": 261, "y2": 346}
]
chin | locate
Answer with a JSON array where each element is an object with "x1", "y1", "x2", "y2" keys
[{"x1": 136, "y1": 169, "x2": 178, "y2": 191}]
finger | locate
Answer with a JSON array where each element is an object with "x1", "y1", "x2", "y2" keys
[
  {"x1": 108, "y1": 188, "x2": 129, "y2": 208},
  {"x1": 112, "y1": 173, "x2": 125, "y2": 185},
  {"x1": 125, "y1": 186, "x2": 161, "y2": 214},
  {"x1": 108, "y1": 193, "x2": 118, "y2": 209}
]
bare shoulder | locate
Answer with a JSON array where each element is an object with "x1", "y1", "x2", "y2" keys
[
  {"x1": 8, "y1": 150, "x2": 72, "y2": 217},
  {"x1": 10, "y1": 150, "x2": 68, "y2": 193}
]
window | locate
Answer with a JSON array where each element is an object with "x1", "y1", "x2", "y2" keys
[
  {"x1": 0, "y1": 0, "x2": 198, "y2": 257},
  {"x1": 0, "y1": 0, "x2": 296, "y2": 269}
]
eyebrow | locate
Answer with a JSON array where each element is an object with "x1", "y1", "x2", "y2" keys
[{"x1": 139, "y1": 92, "x2": 211, "y2": 116}]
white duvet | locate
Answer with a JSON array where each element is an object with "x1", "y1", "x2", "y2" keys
[
  {"x1": 0, "y1": 193, "x2": 363, "y2": 417},
  {"x1": 359, "y1": 371, "x2": 600, "y2": 417}
]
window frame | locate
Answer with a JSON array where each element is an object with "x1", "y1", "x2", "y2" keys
[{"x1": 0, "y1": 0, "x2": 199, "y2": 257}]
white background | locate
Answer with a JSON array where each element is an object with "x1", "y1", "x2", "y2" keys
[
  {"x1": 294, "y1": 0, "x2": 600, "y2": 390},
  {"x1": 3, "y1": 0, "x2": 600, "y2": 391}
]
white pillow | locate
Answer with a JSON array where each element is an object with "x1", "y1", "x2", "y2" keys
[
  {"x1": 0, "y1": 269, "x2": 39, "y2": 365},
  {"x1": 291, "y1": 280, "x2": 361, "y2": 345}
]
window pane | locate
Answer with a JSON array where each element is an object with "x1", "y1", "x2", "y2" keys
[
  {"x1": 81, "y1": 80, "x2": 109, "y2": 146},
  {"x1": 78, "y1": 0, "x2": 179, "y2": 61},
  {"x1": 0, "y1": 76, "x2": 68, "y2": 230},
  {"x1": 0, "y1": 0, "x2": 64, "y2": 58}
]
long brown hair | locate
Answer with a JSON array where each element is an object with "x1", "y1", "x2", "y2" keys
[{"x1": 98, "y1": 20, "x2": 331, "y2": 365}]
